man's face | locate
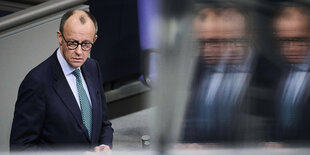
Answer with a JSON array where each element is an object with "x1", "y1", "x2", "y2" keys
[
  {"x1": 193, "y1": 8, "x2": 249, "y2": 65},
  {"x1": 274, "y1": 8, "x2": 310, "y2": 64},
  {"x1": 57, "y1": 12, "x2": 97, "y2": 68}
]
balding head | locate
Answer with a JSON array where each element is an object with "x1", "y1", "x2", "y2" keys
[
  {"x1": 193, "y1": 8, "x2": 246, "y2": 39},
  {"x1": 193, "y1": 8, "x2": 249, "y2": 65},
  {"x1": 59, "y1": 10, "x2": 98, "y2": 35},
  {"x1": 274, "y1": 7, "x2": 310, "y2": 64},
  {"x1": 274, "y1": 7, "x2": 310, "y2": 38}
]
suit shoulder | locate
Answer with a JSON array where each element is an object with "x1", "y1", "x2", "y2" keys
[
  {"x1": 84, "y1": 58, "x2": 101, "y2": 72},
  {"x1": 22, "y1": 54, "x2": 55, "y2": 85},
  {"x1": 85, "y1": 58, "x2": 99, "y2": 67}
]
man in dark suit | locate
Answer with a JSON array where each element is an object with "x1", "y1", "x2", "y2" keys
[
  {"x1": 272, "y1": 6, "x2": 310, "y2": 144},
  {"x1": 181, "y1": 7, "x2": 255, "y2": 143},
  {"x1": 10, "y1": 10, "x2": 113, "y2": 152}
]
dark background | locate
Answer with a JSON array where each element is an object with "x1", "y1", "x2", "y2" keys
[{"x1": 89, "y1": 0, "x2": 142, "y2": 89}]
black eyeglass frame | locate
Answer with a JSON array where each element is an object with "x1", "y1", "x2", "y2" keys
[
  {"x1": 198, "y1": 38, "x2": 249, "y2": 48},
  {"x1": 61, "y1": 33, "x2": 94, "y2": 51},
  {"x1": 277, "y1": 37, "x2": 310, "y2": 47}
]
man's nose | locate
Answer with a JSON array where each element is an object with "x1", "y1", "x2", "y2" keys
[{"x1": 75, "y1": 45, "x2": 83, "y2": 55}]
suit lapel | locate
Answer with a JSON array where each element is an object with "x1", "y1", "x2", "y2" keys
[
  {"x1": 50, "y1": 52, "x2": 90, "y2": 142},
  {"x1": 299, "y1": 72, "x2": 310, "y2": 106},
  {"x1": 81, "y1": 63, "x2": 100, "y2": 144}
]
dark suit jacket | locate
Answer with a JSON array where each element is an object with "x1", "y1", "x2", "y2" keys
[
  {"x1": 272, "y1": 67, "x2": 310, "y2": 143},
  {"x1": 10, "y1": 50, "x2": 113, "y2": 151},
  {"x1": 181, "y1": 58, "x2": 252, "y2": 143},
  {"x1": 250, "y1": 56, "x2": 310, "y2": 144}
]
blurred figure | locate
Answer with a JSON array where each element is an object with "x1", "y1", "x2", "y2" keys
[
  {"x1": 193, "y1": 8, "x2": 250, "y2": 65},
  {"x1": 275, "y1": 7, "x2": 310, "y2": 64},
  {"x1": 272, "y1": 6, "x2": 310, "y2": 144},
  {"x1": 181, "y1": 7, "x2": 255, "y2": 144}
]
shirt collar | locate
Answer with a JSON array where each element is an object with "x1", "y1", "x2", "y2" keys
[
  {"x1": 287, "y1": 63, "x2": 310, "y2": 72},
  {"x1": 56, "y1": 48, "x2": 80, "y2": 75}
]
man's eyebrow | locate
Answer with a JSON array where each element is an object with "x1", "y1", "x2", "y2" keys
[
  {"x1": 82, "y1": 39, "x2": 93, "y2": 43},
  {"x1": 66, "y1": 39, "x2": 92, "y2": 43}
]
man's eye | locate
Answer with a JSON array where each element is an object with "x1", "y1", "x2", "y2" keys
[
  {"x1": 68, "y1": 41, "x2": 78, "y2": 46},
  {"x1": 82, "y1": 42, "x2": 91, "y2": 46}
]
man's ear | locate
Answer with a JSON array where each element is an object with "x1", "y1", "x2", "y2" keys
[
  {"x1": 93, "y1": 34, "x2": 98, "y2": 43},
  {"x1": 57, "y1": 31, "x2": 63, "y2": 45}
]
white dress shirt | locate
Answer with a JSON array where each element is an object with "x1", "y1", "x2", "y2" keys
[{"x1": 56, "y1": 48, "x2": 92, "y2": 109}]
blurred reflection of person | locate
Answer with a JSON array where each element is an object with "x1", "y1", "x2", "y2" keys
[
  {"x1": 273, "y1": 6, "x2": 310, "y2": 143},
  {"x1": 181, "y1": 7, "x2": 255, "y2": 143}
]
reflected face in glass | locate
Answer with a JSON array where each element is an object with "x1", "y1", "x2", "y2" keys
[
  {"x1": 193, "y1": 8, "x2": 249, "y2": 65},
  {"x1": 274, "y1": 7, "x2": 310, "y2": 64}
]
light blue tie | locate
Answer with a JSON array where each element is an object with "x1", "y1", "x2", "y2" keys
[{"x1": 73, "y1": 69, "x2": 92, "y2": 139}]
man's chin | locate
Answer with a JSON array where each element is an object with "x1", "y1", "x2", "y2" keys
[
  {"x1": 286, "y1": 57, "x2": 308, "y2": 64},
  {"x1": 70, "y1": 62, "x2": 84, "y2": 68}
]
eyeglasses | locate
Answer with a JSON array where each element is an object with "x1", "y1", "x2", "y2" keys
[
  {"x1": 277, "y1": 37, "x2": 310, "y2": 47},
  {"x1": 61, "y1": 34, "x2": 94, "y2": 51},
  {"x1": 199, "y1": 38, "x2": 249, "y2": 48}
]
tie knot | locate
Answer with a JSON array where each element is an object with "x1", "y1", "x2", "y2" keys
[{"x1": 72, "y1": 69, "x2": 81, "y2": 79}]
